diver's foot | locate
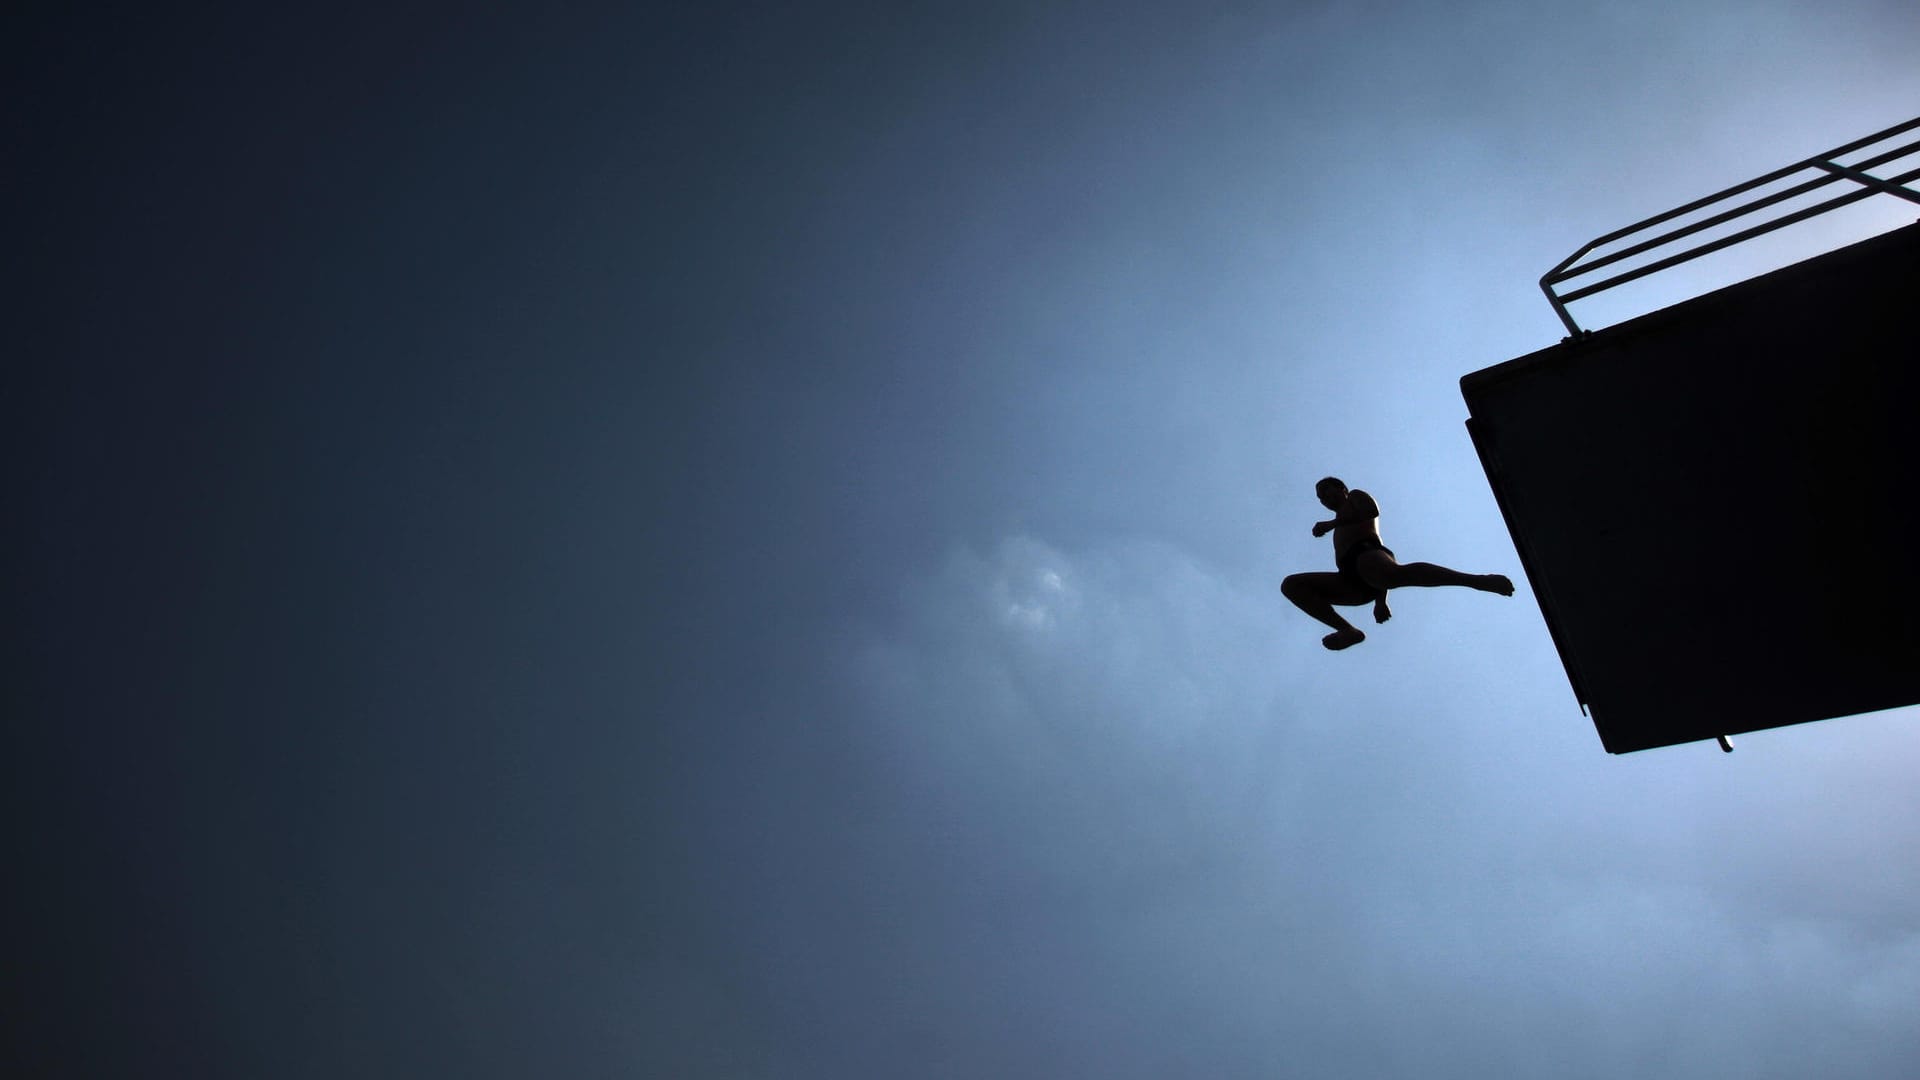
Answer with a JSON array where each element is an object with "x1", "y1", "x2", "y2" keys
[
  {"x1": 1480, "y1": 574, "x2": 1515, "y2": 596},
  {"x1": 1322, "y1": 627, "x2": 1366, "y2": 651}
]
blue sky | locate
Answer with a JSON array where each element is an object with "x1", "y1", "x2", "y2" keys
[{"x1": 16, "y1": 2, "x2": 1920, "y2": 1076}]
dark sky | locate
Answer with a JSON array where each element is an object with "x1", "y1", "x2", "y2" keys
[{"x1": 15, "y1": 4, "x2": 1920, "y2": 1077}]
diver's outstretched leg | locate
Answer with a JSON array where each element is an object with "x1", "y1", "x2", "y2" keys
[{"x1": 1360, "y1": 555, "x2": 1512, "y2": 596}]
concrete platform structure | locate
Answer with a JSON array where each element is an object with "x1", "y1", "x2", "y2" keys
[{"x1": 1460, "y1": 121, "x2": 1919, "y2": 754}]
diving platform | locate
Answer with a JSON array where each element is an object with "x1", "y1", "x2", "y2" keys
[{"x1": 1460, "y1": 118, "x2": 1920, "y2": 754}]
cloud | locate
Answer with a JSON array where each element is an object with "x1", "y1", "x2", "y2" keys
[
  {"x1": 817, "y1": 532, "x2": 1920, "y2": 1077},
  {"x1": 847, "y1": 533, "x2": 1303, "y2": 857}
]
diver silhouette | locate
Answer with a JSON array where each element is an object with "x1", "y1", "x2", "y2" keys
[{"x1": 1282, "y1": 477, "x2": 1514, "y2": 650}]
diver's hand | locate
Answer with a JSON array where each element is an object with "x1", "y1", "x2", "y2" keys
[
  {"x1": 1373, "y1": 597, "x2": 1392, "y2": 624},
  {"x1": 1311, "y1": 520, "x2": 1334, "y2": 538}
]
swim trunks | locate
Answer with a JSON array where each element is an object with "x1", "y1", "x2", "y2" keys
[{"x1": 1336, "y1": 538, "x2": 1395, "y2": 596}]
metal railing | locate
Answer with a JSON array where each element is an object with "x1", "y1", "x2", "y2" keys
[{"x1": 1542, "y1": 115, "x2": 1920, "y2": 337}]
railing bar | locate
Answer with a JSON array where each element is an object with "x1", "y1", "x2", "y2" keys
[
  {"x1": 1558, "y1": 159, "x2": 1920, "y2": 301},
  {"x1": 1554, "y1": 183, "x2": 1892, "y2": 303},
  {"x1": 1540, "y1": 116, "x2": 1920, "y2": 334},
  {"x1": 1574, "y1": 162, "x2": 1831, "y2": 253},
  {"x1": 1552, "y1": 173, "x2": 1850, "y2": 284},
  {"x1": 1834, "y1": 143, "x2": 1920, "y2": 173},
  {"x1": 1814, "y1": 160, "x2": 1920, "y2": 205},
  {"x1": 1813, "y1": 114, "x2": 1920, "y2": 165},
  {"x1": 1566, "y1": 127, "x2": 1919, "y2": 253},
  {"x1": 1550, "y1": 138, "x2": 1920, "y2": 284}
]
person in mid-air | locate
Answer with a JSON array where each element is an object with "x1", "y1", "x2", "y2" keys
[{"x1": 1282, "y1": 476, "x2": 1515, "y2": 650}]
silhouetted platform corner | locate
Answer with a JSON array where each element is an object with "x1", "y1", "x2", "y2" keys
[{"x1": 1460, "y1": 118, "x2": 1920, "y2": 754}]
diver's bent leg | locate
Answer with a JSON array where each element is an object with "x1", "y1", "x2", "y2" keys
[
  {"x1": 1282, "y1": 573, "x2": 1359, "y2": 632},
  {"x1": 1282, "y1": 573, "x2": 1375, "y2": 650}
]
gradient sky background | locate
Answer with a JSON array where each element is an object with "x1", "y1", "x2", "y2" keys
[{"x1": 15, "y1": 3, "x2": 1920, "y2": 1077}]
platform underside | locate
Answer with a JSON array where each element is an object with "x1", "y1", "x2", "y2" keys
[{"x1": 1462, "y1": 222, "x2": 1920, "y2": 753}]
